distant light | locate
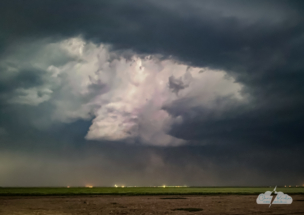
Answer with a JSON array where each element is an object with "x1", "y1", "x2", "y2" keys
[
  {"x1": 121, "y1": 185, "x2": 125, "y2": 188},
  {"x1": 85, "y1": 185, "x2": 93, "y2": 188},
  {"x1": 67, "y1": 186, "x2": 70, "y2": 188},
  {"x1": 289, "y1": 185, "x2": 291, "y2": 187},
  {"x1": 285, "y1": 185, "x2": 286, "y2": 187},
  {"x1": 163, "y1": 185, "x2": 166, "y2": 188}
]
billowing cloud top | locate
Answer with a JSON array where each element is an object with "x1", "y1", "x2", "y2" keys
[{"x1": 0, "y1": 37, "x2": 243, "y2": 146}]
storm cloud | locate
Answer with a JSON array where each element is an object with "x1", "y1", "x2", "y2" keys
[{"x1": 0, "y1": 0, "x2": 304, "y2": 186}]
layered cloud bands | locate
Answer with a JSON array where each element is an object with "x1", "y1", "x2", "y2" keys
[{"x1": 0, "y1": 37, "x2": 243, "y2": 146}]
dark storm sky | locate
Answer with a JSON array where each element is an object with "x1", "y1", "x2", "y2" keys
[{"x1": 0, "y1": 0, "x2": 304, "y2": 186}]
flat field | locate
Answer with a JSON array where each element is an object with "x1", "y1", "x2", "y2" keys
[
  {"x1": 0, "y1": 187, "x2": 304, "y2": 196},
  {"x1": 1, "y1": 187, "x2": 304, "y2": 214},
  {"x1": 0, "y1": 195, "x2": 304, "y2": 215}
]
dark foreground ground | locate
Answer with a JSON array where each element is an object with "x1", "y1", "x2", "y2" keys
[{"x1": 0, "y1": 195, "x2": 304, "y2": 215}]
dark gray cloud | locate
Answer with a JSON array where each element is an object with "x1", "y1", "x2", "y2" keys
[
  {"x1": 168, "y1": 75, "x2": 188, "y2": 95},
  {"x1": 0, "y1": 0, "x2": 304, "y2": 186}
]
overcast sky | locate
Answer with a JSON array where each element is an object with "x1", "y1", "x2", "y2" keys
[{"x1": 0, "y1": 0, "x2": 304, "y2": 187}]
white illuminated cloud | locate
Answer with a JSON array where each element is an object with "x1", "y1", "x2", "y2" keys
[
  {"x1": 80, "y1": 42, "x2": 243, "y2": 146},
  {"x1": 2, "y1": 37, "x2": 244, "y2": 146}
]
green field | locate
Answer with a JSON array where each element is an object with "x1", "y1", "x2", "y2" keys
[{"x1": 0, "y1": 187, "x2": 304, "y2": 196}]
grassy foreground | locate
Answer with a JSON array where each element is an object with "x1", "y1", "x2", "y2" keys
[{"x1": 0, "y1": 187, "x2": 304, "y2": 196}]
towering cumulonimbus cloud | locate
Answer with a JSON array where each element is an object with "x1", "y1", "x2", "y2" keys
[
  {"x1": 75, "y1": 40, "x2": 244, "y2": 146},
  {"x1": 0, "y1": 36, "x2": 243, "y2": 146}
]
